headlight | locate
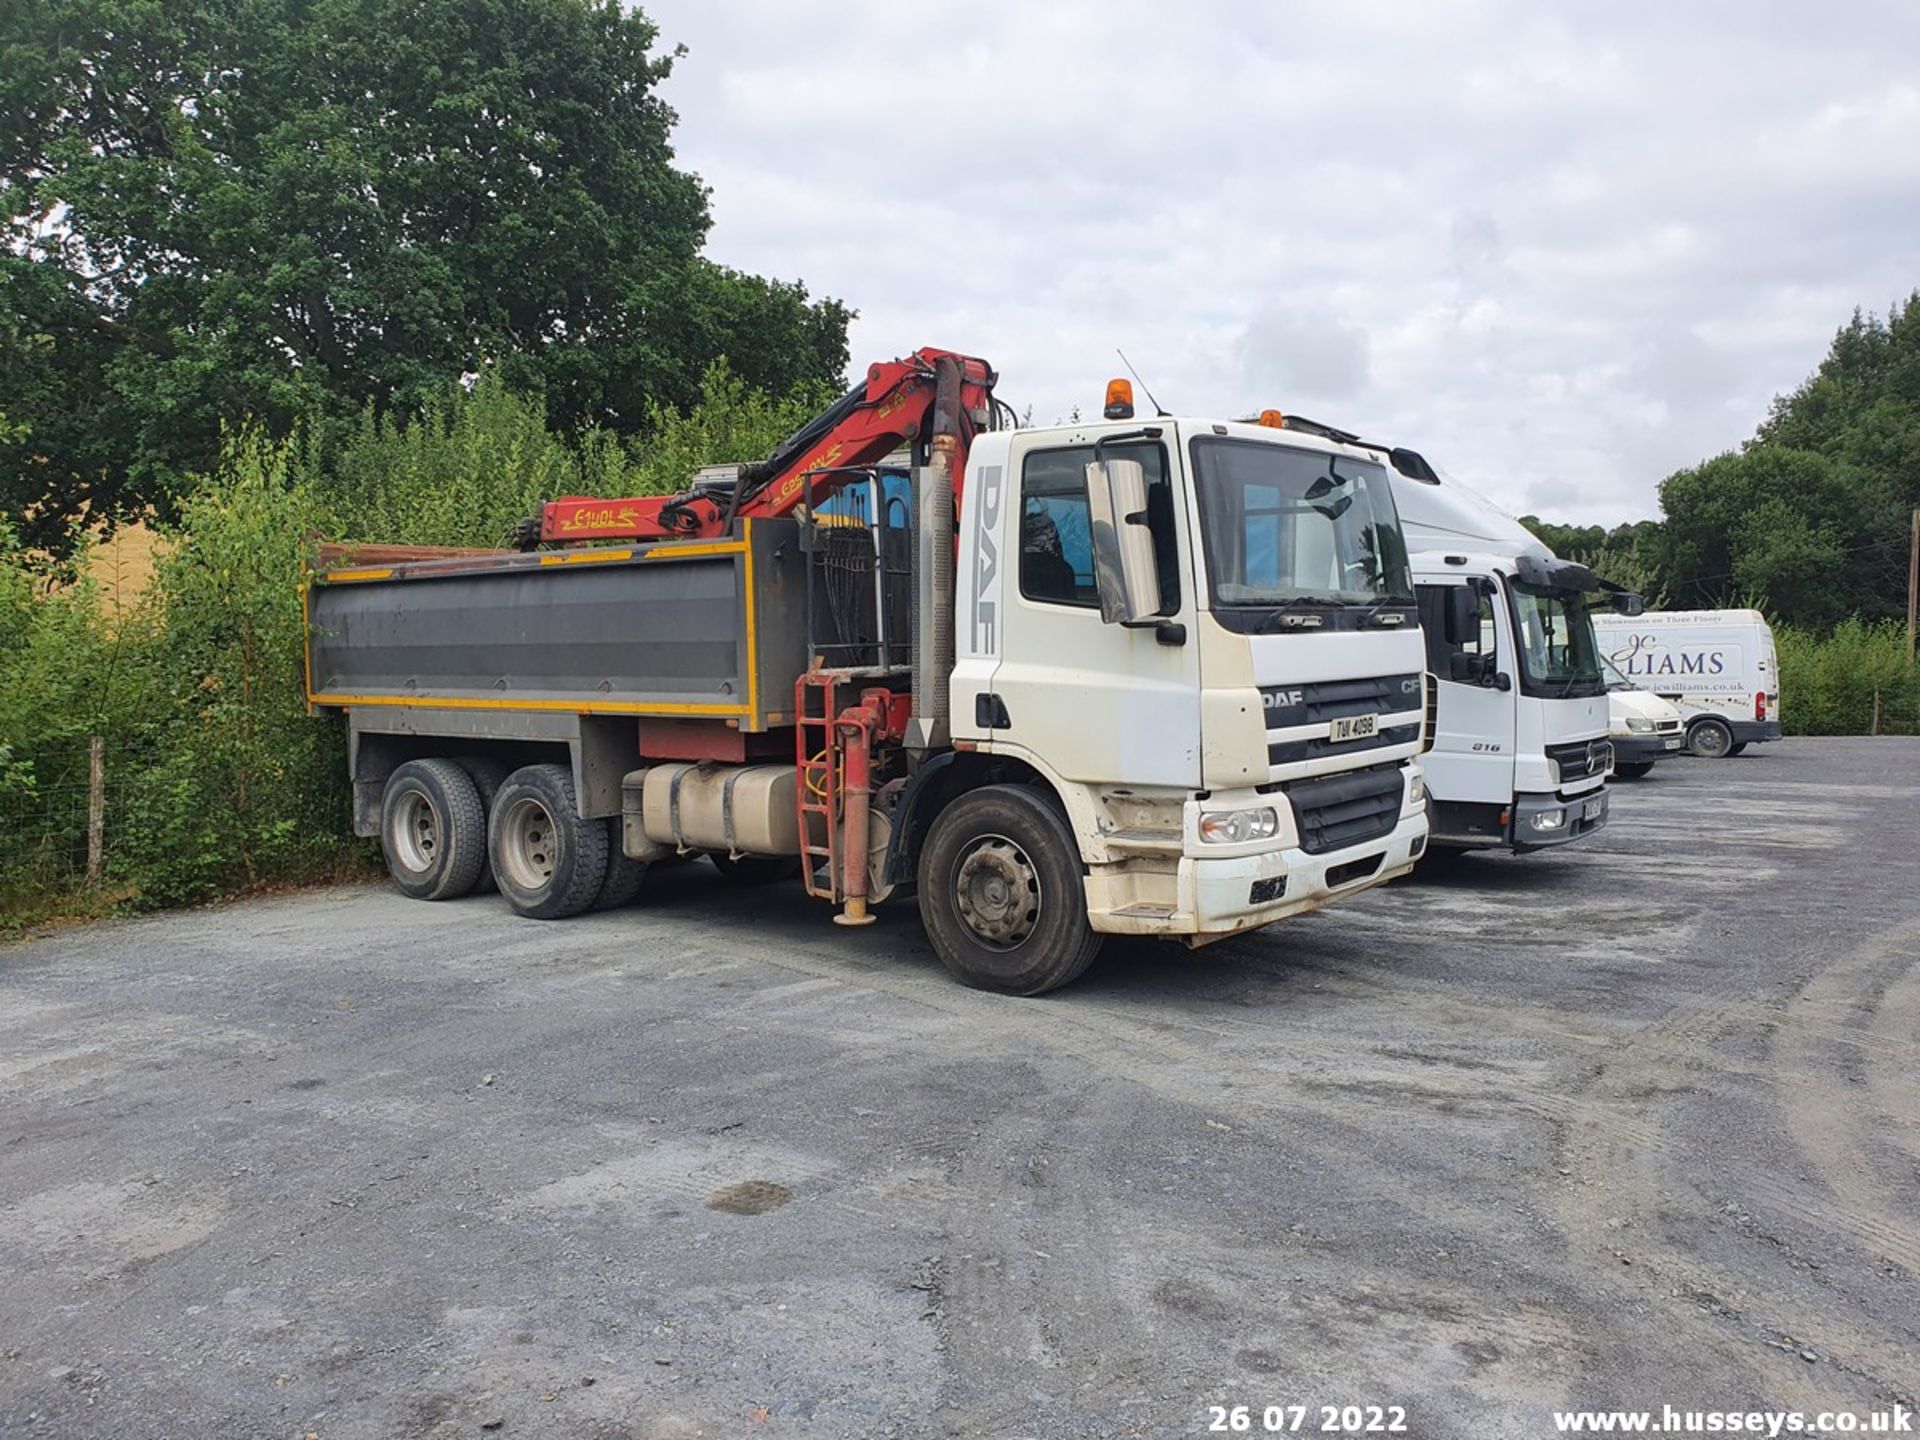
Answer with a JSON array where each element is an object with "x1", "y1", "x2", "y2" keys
[
  {"x1": 1625, "y1": 717, "x2": 1654, "y2": 734},
  {"x1": 1198, "y1": 807, "x2": 1280, "y2": 844},
  {"x1": 1529, "y1": 808, "x2": 1566, "y2": 832}
]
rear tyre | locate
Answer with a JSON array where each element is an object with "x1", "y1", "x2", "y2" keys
[
  {"x1": 917, "y1": 784, "x2": 1101, "y2": 996},
  {"x1": 380, "y1": 759, "x2": 488, "y2": 901},
  {"x1": 487, "y1": 763, "x2": 609, "y2": 920},
  {"x1": 1686, "y1": 717, "x2": 1734, "y2": 759},
  {"x1": 1727, "y1": 741, "x2": 1749, "y2": 756},
  {"x1": 1613, "y1": 761, "x2": 1656, "y2": 779},
  {"x1": 707, "y1": 852, "x2": 801, "y2": 885},
  {"x1": 593, "y1": 824, "x2": 649, "y2": 910},
  {"x1": 453, "y1": 754, "x2": 514, "y2": 895}
]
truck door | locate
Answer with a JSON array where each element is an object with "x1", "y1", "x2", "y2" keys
[
  {"x1": 1416, "y1": 577, "x2": 1517, "y2": 806},
  {"x1": 978, "y1": 431, "x2": 1201, "y2": 788}
]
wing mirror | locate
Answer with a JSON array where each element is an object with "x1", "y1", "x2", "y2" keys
[
  {"x1": 1085, "y1": 457, "x2": 1161, "y2": 626},
  {"x1": 1610, "y1": 590, "x2": 1646, "y2": 617}
]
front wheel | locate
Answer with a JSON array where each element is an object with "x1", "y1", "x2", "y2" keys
[
  {"x1": 917, "y1": 784, "x2": 1101, "y2": 996},
  {"x1": 1686, "y1": 718, "x2": 1734, "y2": 759},
  {"x1": 1613, "y1": 761, "x2": 1656, "y2": 779}
]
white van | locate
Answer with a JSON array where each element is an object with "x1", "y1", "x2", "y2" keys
[
  {"x1": 1602, "y1": 655, "x2": 1685, "y2": 777},
  {"x1": 1590, "y1": 609, "x2": 1782, "y2": 759}
]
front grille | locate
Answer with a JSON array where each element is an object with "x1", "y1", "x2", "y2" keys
[
  {"x1": 1655, "y1": 719, "x2": 1682, "y2": 734},
  {"x1": 1259, "y1": 672, "x2": 1422, "y2": 729},
  {"x1": 1547, "y1": 738, "x2": 1613, "y2": 782},
  {"x1": 1284, "y1": 763, "x2": 1404, "y2": 856}
]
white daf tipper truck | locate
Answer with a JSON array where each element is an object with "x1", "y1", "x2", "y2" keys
[
  {"x1": 1381, "y1": 455, "x2": 1640, "y2": 852},
  {"x1": 306, "y1": 357, "x2": 1430, "y2": 994}
]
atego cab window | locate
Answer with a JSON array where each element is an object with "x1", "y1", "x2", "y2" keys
[
  {"x1": 1018, "y1": 441, "x2": 1179, "y2": 613},
  {"x1": 1508, "y1": 582, "x2": 1604, "y2": 697}
]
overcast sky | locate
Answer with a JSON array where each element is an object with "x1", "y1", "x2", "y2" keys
[{"x1": 640, "y1": 1, "x2": 1920, "y2": 526}]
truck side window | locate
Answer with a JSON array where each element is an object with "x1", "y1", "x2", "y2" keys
[
  {"x1": 1416, "y1": 583, "x2": 1495, "y2": 675},
  {"x1": 1019, "y1": 443, "x2": 1178, "y2": 612}
]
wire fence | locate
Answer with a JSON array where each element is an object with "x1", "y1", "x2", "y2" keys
[{"x1": 1, "y1": 740, "x2": 127, "y2": 909}]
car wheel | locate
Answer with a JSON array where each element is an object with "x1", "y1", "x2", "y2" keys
[{"x1": 1687, "y1": 718, "x2": 1734, "y2": 759}]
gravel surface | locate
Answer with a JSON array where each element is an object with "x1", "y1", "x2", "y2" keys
[{"x1": 2, "y1": 738, "x2": 1917, "y2": 1439}]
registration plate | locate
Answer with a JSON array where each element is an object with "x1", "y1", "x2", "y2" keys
[
  {"x1": 1582, "y1": 797, "x2": 1605, "y2": 821},
  {"x1": 1329, "y1": 713, "x2": 1379, "y2": 743}
]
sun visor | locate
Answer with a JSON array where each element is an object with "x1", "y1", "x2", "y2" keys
[{"x1": 1512, "y1": 552, "x2": 1595, "y2": 592}]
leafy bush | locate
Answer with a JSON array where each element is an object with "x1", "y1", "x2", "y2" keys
[
  {"x1": 1, "y1": 361, "x2": 833, "y2": 926},
  {"x1": 110, "y1": 431, "x2": 359, "y2": 906},
  {"x1": 1775, "y1": 620, "x2": 1920, "y2": 736}
]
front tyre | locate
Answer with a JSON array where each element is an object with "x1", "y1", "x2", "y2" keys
[
  {"x1": 381, "y1": 759, "x2": 488, "y2": 901},
  {"x1": 1686, "y1": 717, "x2": 1734, "y2": 759},
  {"x1": 487, "y1": 764, "x2": 609, "y2": 920},
  {"x1": 917, "y1": 784, "x2": 1101, "y2": 996},
  {"x1": 1613, "y1": 761, "x2": 1656, "y2": 779}
]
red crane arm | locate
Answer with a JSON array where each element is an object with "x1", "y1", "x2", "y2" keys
[{"x1": 535, "y1": 347, "x2": 997, "y2": 544}]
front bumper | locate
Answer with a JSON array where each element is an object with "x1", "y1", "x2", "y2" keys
[
  {"x1": 1083, "y1": 811, "x2": 1428, "y2": 940},
  {"x1": 1511, "y1": 787, "x2": 1609, "y2": 850},
  {"x1": 1731, "y1": 719, "x2": 1783, "y2": 744},
  {"x1": 1612, "y1": 733, "x2": 1684, "y2": 764}
]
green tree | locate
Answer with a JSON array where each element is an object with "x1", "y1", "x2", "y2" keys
[{"x1": 0, "y1": 0, "x2": 850, "y2": 547}]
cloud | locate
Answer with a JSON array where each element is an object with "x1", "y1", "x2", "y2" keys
[
  {"x1": 640, "y1": 0, "x2": 1920, "y2": 526},
  {"x1": 1237, "y1": 309, "x2": 1372, "y2": 404}
]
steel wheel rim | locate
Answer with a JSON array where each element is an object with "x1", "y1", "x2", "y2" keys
[
  {"x1": 388, "y1": 789, "x2": 440, "y2": 875},
  {"x1": 497, "y1": 795, "x2": 558, "y2": 894},
  {"x1": 952, "y1": 832, "x2": 1041, "y2": 952},
  {"x1": 1693, "y1": 723, "x2": 1730, "y2": 758}
]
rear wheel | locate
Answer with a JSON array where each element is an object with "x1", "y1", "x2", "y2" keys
[
  {"x1": 453, "y1": 754, "x2": 514, "y2": 895},
  {"x1": 380, "y1": 759, "x2": 488, "y2": 901},
  {"x1": 1614, "y1": 760, "x2": 1656, "y2": 779},
  {"x1": 1686, "y1": 717, "x2": 1734, "y2": 759},
  {"x1": 487, "y1": 764, "x2": 609, "y2": 920},
  {"x1": 917, "y1": 784, "x2": 1101, "y2": 995},
  {"x1": 593, "y1": 824, "x2": 649, "y2": 911},
  {"x1": 707, "y1": 852, "x2": 800, "y2": 885}
]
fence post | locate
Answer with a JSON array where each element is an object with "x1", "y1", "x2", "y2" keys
[
  {"x1": 1870, "y1": 688, "x2": 1881, "y2": 738},
  {"x1": 86, "y1": 735, "x2": 105, "y2": 888}
]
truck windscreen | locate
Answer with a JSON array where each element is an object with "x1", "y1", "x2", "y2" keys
[
  {"x1": 1509, "y1": 581, "x2": 1604, "y2": 697},
  {"x1": 1189, "y1": 437, "x2": 1413, "y2": 613}
]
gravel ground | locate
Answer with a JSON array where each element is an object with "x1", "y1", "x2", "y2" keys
[{"x1": 2, "y1": 738, "x2": 1917, "y2": 1440}]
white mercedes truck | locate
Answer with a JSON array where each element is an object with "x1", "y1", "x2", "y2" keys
[{"x1": 1380, "y1": 453, "x2": 1641, "y2": 852}]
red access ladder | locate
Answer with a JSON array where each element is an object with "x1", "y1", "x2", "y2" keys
[{"x1": 794, "y1": 672, "x2": 845, "y2": 901}]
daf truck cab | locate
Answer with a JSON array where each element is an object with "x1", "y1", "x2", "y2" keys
[{"x1": 1385, "y1": 461, "x2": 1637, "y2": 852}]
